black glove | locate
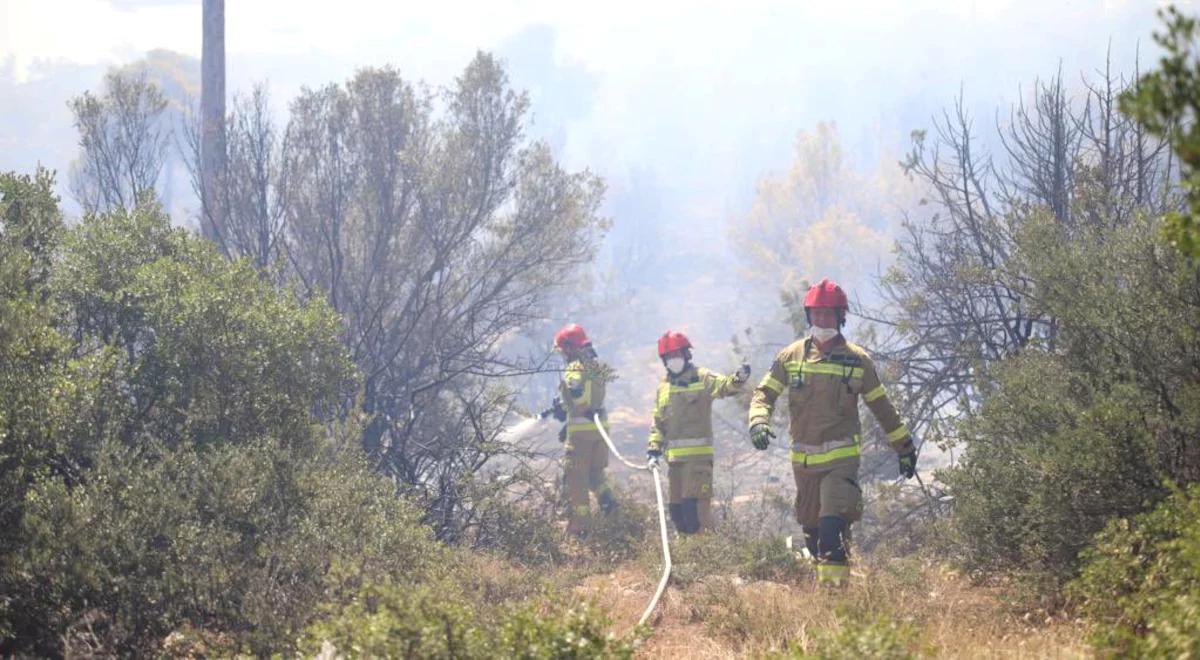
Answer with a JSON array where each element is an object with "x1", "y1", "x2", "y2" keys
[
  {"x1": 557, "y1": 425, "x2": 567, "y2": 444},
  {"x1": 750, "y1": 423, "x2": 774, "y2": 450},
  {"x1": 898, "y1": 448, "x2": 917, "y2": 479},
  {"x1": 647, "y1": 447, "x2": 662, "y2": 461},
  {"x1": 541, "y1": 397, "x2": 567, "y2": 422},
  {"x1": 733, "y1": 362, "x2": 752, "y2": 384}
]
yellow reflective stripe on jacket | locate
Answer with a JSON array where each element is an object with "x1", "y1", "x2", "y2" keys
[
  {"x1": 790, "y1": 444, "x2": 860, "y2": 465},
  {"x1": 670, "y1": 437, "x2": 712, "y2": 448},
  {"x1": 785, "y1": 361, "x2": 864, "y2": 379},
  {"x1": 886, "y1": 424, "x2": 910, "y2": 441},
  {"x1": 749, "y1": 405, "x2": 771, "y2": 420},
  {"x1": 568, "y1": 421, "x2": 598, "y2": 433},
  {"x1": 669, "y1": 381, "x2": 707, "y2": 393},
  {"x1": 760, "y1": 374, "x2": 785, "y2": 395},
  {"x1": 666, "y1": 445, "x2": 715, "y2": 459},
  {"x1": 863, "y1": 385, "x2": 887, "y2": 403}
]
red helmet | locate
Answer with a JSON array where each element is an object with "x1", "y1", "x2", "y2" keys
[
  {"x1": 657, "y1": 330, "x2": 693, "y2": 358},
  {"x1": 553, "y1": 323, "x2": 592, "y2": 351},
  {"x1": 803, "y1": 278, "x2": 849, "y2": 312}
]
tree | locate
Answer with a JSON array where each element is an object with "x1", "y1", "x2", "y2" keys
[
  {"x1": 729, "y1": 121, "x2": 914, "y2": 300},
  {"x1": 0, "y1": 169, "x2": 66, "y2": 579},
  {"x1": 1121, "y1": 5, "x2": 1200, "y2": 258},
  {"x1": 278, "y1": 55, "x2": 606, "y2": 540},
  {"x1": 943, "y1": 203, "x2": 1200, "y2": 582},
  {"x1": 184, "y1": 84, "x2": 286, "y2": 269},
  {"x1": 0, "y1": 183, "x2": 445, "y2": 656},
  {"x1": 68, "y1": 72, "x2": 169, "y2": 213},
  {"x1": 872, "y1": 63, "x2": 1175, "y2": 449}
]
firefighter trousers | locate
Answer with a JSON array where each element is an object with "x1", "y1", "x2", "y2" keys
[
  {"x1": 563, "y1": 434, "x2": 612, "y2": 534},
  {"x1": 667, "y1": 459, "x2": 714, "y2": 534}
]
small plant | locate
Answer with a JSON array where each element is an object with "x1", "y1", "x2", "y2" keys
[
  {"x1": 301, "y1": 579, "x2": 636, "y2": 659},
  {"x1": 736, "y1": 534, "x2": 810, "y2": 584},
  {"x1": 799, "y1": 616, "x2": 923, "y2": 660}
]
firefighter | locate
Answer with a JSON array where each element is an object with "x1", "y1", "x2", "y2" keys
[
  {"x1": 647, "y1": 330, "x2": 751, "y2": 534},
  {"x1": 552, "y1": 323, "x2": 617, "y2": 536},
  {"x1": 747, "y1": 278, "x2": 917, "y2": 586}
]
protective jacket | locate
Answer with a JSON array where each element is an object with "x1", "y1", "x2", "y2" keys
[
  {"x1": 749, "y1": 336, "x2": 911, "y2": 468},
  {"x1": 648, "y1": 365, "x2": 744, "y2": 462},
  {"x1": 560, "y1": 358, "x2": 608, "y2": 443}
]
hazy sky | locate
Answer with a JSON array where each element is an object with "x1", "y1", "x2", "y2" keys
[
  {"x1": 2, "y1": 1, "x2": 1186, "y2": 194},
  {"x1": 0, "y1": 0, "x2": 1190, "y2": 315}
]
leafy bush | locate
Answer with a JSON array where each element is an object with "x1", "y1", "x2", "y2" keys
[
  {"x1": 301, "y1": 579, "x2": 636, "y2": 659},
  {"x1": 0, "y1": 192, "x2": 432, "y2": 656},
  {"x1": 582, "y1": 487, "x2": 654, "y2": 564},
  {"x1": 796, "y1": 616, "x2": 922, "y2": 660},
  {"x1": 942, "y1": 209, "x2": 1200, "y2": 585},
  {"x1": 1072, "y1": 483, "x2": 1200, "y2": 658},
  {"x1": 9, "y1": 440, "x2": 440, "y2": 656},
  {"x1": 664, "y1": 532, "x2": 808, "y2": 587},
  {"x1": 737, "y1": 534, "x2": 810, "y2": 583}
]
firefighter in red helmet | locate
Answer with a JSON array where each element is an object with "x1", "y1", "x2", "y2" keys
[
  {"x1": 647, "y1": 330, "x2": 750, "y2": 534},
  {"x1": 748, "y1": 278, "x2": 917, "y2": 585},
  {"x1": 552, "y1": 323, "x2": 617, "y2": 536}
]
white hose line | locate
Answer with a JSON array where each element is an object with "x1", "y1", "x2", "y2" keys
[
  {"x1": 593, "y1": 412, "x2": 651, "y2": 471},
  {"x1": 640, "y1": 460, "x2": 672, "y2": 627},
  {"x1": 592, "y1": 413, "x2": 672, "y2": 628}
]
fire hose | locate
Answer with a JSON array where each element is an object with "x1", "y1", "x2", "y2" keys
[{"x1": 592, "y1": 412, "x2": 671, "y2": 628}]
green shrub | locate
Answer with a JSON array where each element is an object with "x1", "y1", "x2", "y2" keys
[
  {"x1": 736, "y1": 534, "x2": 810, "y2": 583},
  {"x1": 1072, "y1": 483, "x2": 1200, "y2": 658},
  {"x1": 583, "y1": 487, "x2": 654, "y2": 564},
  {"x1": 943, "y1": 361, "x2": 1165, "y2": 583},
  {"x1": 663, "y1": 532, "x2": 809, "y2": 587},
  {"x1": 301, "y1": 579, "x2": 636, "y2": 659},
  {"x1": 800, "y1": 616, "x2": 922, "y2": 660},
  {"x1": 941, "y1": 210, "x2": 1200, "y2": 586},
  {"x1": 9, "y1": 439, "x2": 440, "y2": 656}
]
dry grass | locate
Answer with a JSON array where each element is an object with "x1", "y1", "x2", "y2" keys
[{"x1": 574, "y1": 555, "x2": 1090, "y2": 659}]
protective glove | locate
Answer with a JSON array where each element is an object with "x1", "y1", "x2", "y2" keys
[
  {"x1": 540, "y1": 397, "x2": 567, "y2": 422},
  {"x1": 647, "y1": 447, "x2": 662, "y2": 464},
  {"x1": 733, "y1": 362, "x2": 752, "y2": 384},
  {"x1": 750, "y1": 423, "x2": 775, "y2": 450},
  {"x1": 897, "y1": 447, "x2": 917, "y2": 479}
]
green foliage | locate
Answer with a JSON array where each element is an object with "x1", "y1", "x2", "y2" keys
[
  {"x1": 943, "y1": 207, "x2": 1200, "y2": 584},
  {"x1": 582, "y1": 487, "x2": 653, "y2": 564},
  {"x1": 736, "y1": 534, "x2": 811, "y2": 583},
  {"x1": 797, "y1": 616, "x2": 922, "y2": 660},
  {"x1": 663, "y1": 532, "x2": 809, "y2": 587},
  {"x1": 0, "y1": 180, "x2": 438, "y2": 656},
  {"x1": 10, "y1": 440, "x2": 438, "y2": 656},
  {"x1": 1072, "y1": 484, "x2": 1200, "y2": 658},
  {"x1": 301, "y1": 579, "x2": 635, "y2": 659},
  {"x1": 1121, "y1": 6, "x2": 1200, "y2": 258},
  {"x1": 52, "y1": 201, "x2": 354, "y2": 450}
]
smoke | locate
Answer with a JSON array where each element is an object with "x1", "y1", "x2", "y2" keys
[{"x1": 497, "y1": 415, "x2": 556, "y2": 447}]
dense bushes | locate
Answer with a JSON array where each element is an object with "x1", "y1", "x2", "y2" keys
[
  {"x1": 1072, "y1": 484, "x2": 1200, "y2": 657},
  {"x1": 0, "y1": 177, "x2": 442, "y2": 655},
  {"x1": 941, "y1": 208, "x2": 1200, "y2": 584},
  {"x1": 0, "y1": 170, "x2": 628, "y2": 656},
  {"x1": 301, "y1": 579, "x2": 636, "y2": 659}
]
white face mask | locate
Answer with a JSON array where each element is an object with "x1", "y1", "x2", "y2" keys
[
  {"x1": 665, "y1": 357, "x2": 687, "y2": 374},
  {"x1": 810, "y1": 326, "x2": 839, "y2": 343}
]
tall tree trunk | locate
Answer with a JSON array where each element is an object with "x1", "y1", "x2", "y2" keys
[{"x1": 201, "y1": 0, "x2": 226, "y2": 246}]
